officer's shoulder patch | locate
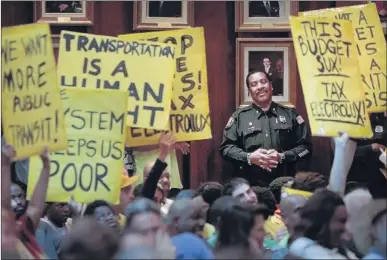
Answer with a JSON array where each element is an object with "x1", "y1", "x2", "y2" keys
[
  {"x1": 296, "y1": 115, "x2": 305, "y2": 124},
  {"x1": 225, "y1": 117, "x2": 234, "y2": 129}
]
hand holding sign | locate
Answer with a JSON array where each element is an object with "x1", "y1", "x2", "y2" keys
[
  {"x1": 159, "y1": 131, "x2": 176, "y2": 162},
  {"x1": 371, "y1": 143, "x2": 386, "y2": 152},
  {"x1": 39, "y1": 146, "x2": 50, "y2": 168},
  {"x1": 1, "y1": 144, "x2": 16, "y2": 165},
  {"x1": 175, "y1": 142, "x2": 190, "y2": 155}
]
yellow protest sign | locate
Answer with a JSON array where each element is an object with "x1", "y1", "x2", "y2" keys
[
  {"x1": 300, "y1": 3, "x2": 387, "y2": 112},
  {"x1": 1, "y1": 23, "x2": 67, "y2": 160},
  {"x1": 27, "y1": 88, "x2": 128, "y2": 204},
  {"x1": 281, "y1": 187, "x2": 313, "y2": 199},
  {"x1": 290, "y1": 16, "x2": 373, "y2": 138},
  {"x1": 119, "y1": 27, "x2": 212, "y2": 146},
  {"x1": 57, "y1": 31, "x2": 176, "y2": 130}
]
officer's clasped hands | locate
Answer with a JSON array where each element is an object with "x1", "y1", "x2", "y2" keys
[{"x1": 249, "y1": 148, "x2": 279, "y2": 172}]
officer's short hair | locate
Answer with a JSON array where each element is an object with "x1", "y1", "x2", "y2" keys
[{"x1": 245, "y1": 69, "x2": 272, "y2": 88}]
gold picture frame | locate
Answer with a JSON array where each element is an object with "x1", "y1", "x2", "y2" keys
[
  {"x1": 133, "y1": 1, "x2": 195, "y2": 30},
  {"x1": 34, "y1": 1, "x2": 94, "y2": 25},
  {"x1": 236, "y1": 38, "x2": 297, "y2": 108},
  {"x1": 235, "y1": 1, "x2": 299, "y2": 32}
]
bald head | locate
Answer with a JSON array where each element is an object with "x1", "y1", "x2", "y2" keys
[
  {"x1": 280, "y1": 195, "x2": 307, "y2": 219},
  {"x1": 166, "y1": 197, "x2": 209, "y2": 236}
]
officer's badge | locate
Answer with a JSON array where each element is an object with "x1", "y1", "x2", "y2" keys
[
  {"x1": 375, "y1": 125, "x2": 384, "y2": 133},
  {"x1": 225, "y1": 117, "x2": 234, "y2": 129},
  {"x1": 279, "y1": 116, "x2": 286, "y2": 123}
]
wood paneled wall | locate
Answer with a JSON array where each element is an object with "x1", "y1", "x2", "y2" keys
[{"x1": 2, "y1": 1, "x2": 355, "y2": 188}]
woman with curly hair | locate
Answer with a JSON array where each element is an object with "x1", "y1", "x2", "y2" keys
[{"x1": 294, "y1": 189, "x2": 357, "y2": 259}]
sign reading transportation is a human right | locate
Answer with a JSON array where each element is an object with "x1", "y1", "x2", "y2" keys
[
  {"x1": 119, "y1": 27, "x2": 212, "y2": 146},
  {"x1": 57, "y1": 31, "x2": 176, "y2": 130}
]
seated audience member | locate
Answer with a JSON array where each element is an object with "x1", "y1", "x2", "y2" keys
[
  {"x1": 294, "y1": 189, "x2": 357, "y2": 259},
  {"x1": 362, "y1": 199, "x2": 387, "y2": 259},
  {"x1": 279, "y1": 194, "x2": 307, "y2": 245},
  {"x1": 291, "y1": 172, "x2": 328, "y2": 193},
  {"x1": 174, "y1": 190, "x2": 217, "y2": 239},
  {"x1": 171, "y1": 233, "x2": 214, "y2": 259},
  {"x1": 343, "y1": 188, "x2": 373, "y2": 258},
  {"x1": 216, "y1": 202, "x2": 272, "y2": 258},
  {"x1": 132, "y1": 140, "x2": 188, "y2": 195},
  {"x1": 175, "y1": 189, "x2": 198, "y2": 200},
  {"x1": 84, "y1": 200, "x2": 120, "y2": 233},
  {"x1": 196, "y1": 182, "x2": 224, "y2": 207},
  {"x1": 36, "y1": 202, "x2": 71, "y2": 259},
  {"x1": 137, "y1": 132, "x2": 176, "y2": 209},
  {"x1": 121, "y1": 222, "x2": 175, "y2": 259},
  {"x1": 252, "y1": 186, "x2": 287, "y2": 246},
  {"x1": 124, "y1": 198, "x2": 164, "y2": 247},
  {"x1": 134, "y1": 183, "x2": 165, "y2": 211},
  {"x1": 115, "y1": 246, "x2": 159, "y2": 259},
  {"x1": 143, "y1": 161, "x2": 173, "y2": 212},
  {"x1": 58, "y1": 217, "x2": 119, "y2": 260},
  {"x1": 269, "y1": 176, "x2": 295, "y2": 204},
  {"x1": 2, "y1": 207, "x2": 34, "y2": 259},
  {"x1": 112, "y1": 169, "x2": 139, "y2": 227},
  {"x1": 206, "y1": 196, "x2": 239, "y2": 248},
  {"x1": 166, "y1": 196, "x2": 209, "y2": 238},
  {"x1": 2, "y1": 145, "x2": 50, "y2": 259},
  {"x1": 223, "y1": 178, "x2": 258, "y2": 205},
  {"x1": 196, "y1": 182, "x2": 224, "y2": 239},
  {"x1": 270, "y1": 193, "x2": 308, "y2": 259}
]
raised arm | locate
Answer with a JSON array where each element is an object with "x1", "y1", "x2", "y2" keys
[
  {"x1": 141, "y1": 132, "x2": 175, "y2": 199},
  {"x1": 328, "y1": 132, "x2": 357, "y2": 197},
  {"x1": 26, "y1": 148, "x2": 51, "y2": 230},
  {"x1": 1, "y1": 144, "x2": 15, "y2": 209}
]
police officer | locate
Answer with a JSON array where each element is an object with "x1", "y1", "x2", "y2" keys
[
  {"x1": 342, "y1": 112, "x2": 387, "y2": 198},
  {"x1": 219, "y1": 70, "x2": 313, "y2": 187}
]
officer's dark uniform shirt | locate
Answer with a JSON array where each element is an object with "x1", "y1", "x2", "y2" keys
[
  {"x1": 347, "y1": 113, "x2": 387, "y2": 198},
  {"x1": 219, "y1": 102, "x2": 312, "y2": 186}
]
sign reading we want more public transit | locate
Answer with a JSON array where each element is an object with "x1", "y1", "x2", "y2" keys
[
  {"x1": 300, "y1": 3, "x2": 387, "y2": 113},
  {"x1": 57, "y1": 31, "x2": 176, "y2": 130},
  {"x1": 27, "y1": 88, "x2": 128, "y2": 204},
  {"x1": 120, "y1": 27, "x2": 212, "y2": 146},
  {"x1": 1, "y1": 23, "x2": 67, "y2": 160},
  {"x1": 290, "y1": 15, "x2": 373, "y2": 138}
]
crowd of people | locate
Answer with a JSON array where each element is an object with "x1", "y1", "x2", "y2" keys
[{"x1": 2, "y1": 70, "x2": 386, "y2": 259}]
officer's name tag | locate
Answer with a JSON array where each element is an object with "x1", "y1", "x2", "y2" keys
[{"x1": 375, "y1": 125, "x2": 384, "y2": 133}]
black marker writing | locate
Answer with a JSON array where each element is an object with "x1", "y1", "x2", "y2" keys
[
  {"x1": 50, "y1": 160, "x2": 111, "y2": 192},
  {"x1": 62, "y1": 33, "x2": 175, "y2": 59}
]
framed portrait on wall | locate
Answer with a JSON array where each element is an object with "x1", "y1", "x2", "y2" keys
[
  {"x1": 370, "y1": 1, "x2": 387, "y2": 21},
  {"x1": 236, "y1": 38, "x2": 297, "y2": 108},
  {"x1": 34, "y1": 1, "x2": 94, "y2": 25},
  {"x1": 235, "y1": 1, "x2": 299, "y2": 32},
  {"x1": 133, "y1": 1, "x2": 194, "y2": 30}
]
